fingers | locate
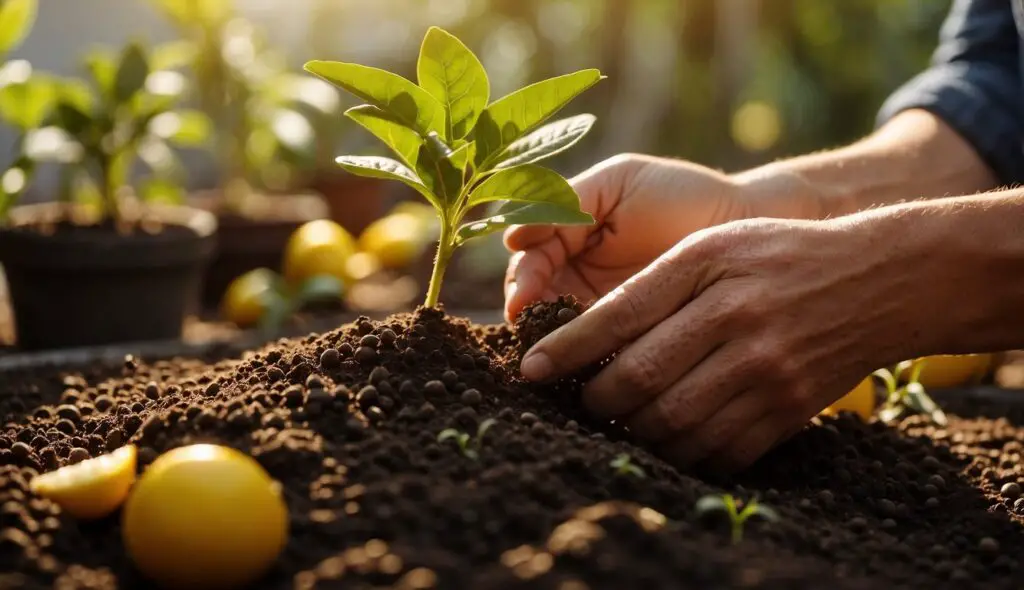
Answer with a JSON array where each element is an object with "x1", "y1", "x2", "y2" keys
[
  {"x1": 580, "y1": 294, "x2": 727, "y2": 418},
  {"x1": 658, "y1": 389, "x2": 771, "y2": 468},
  {"x1": 503, "y1": 241, "x2": 566, "y2": 322},
  {"x1": 518, "y1": 245, "x2": 701, "y2": 382}
]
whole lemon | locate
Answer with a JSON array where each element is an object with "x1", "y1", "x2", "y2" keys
[
  {"x1": 122, "y1": 444, "x2": 289, "y2": 589},
  {"x1": 220, "y1": 268, "x2": 279, "y2": 328},
  {"x1": 903, "y1": 354, "x2": 995, "y2": 389},
  {"x1": 358, "y1": 212, "x2": 432, "y2": 269},
  {"x1": 282, "y1": 219, "x2": 357, "y2": 286},
  {"x1": 821, "y1": 377, "x2": 876, "y2": 421}
]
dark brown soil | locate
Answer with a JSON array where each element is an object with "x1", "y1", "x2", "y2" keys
[{"x1": 1, "y1": 300, "x2": 1024, "y2": 589}]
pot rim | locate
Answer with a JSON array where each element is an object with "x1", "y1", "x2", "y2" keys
[{"x1": 2, "y1": 201, "x2": 218, "y2": 239}]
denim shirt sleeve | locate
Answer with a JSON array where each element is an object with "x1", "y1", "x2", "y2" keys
[{"x1": 877, "y1": 0, "x2": 1024, "y2": 185}]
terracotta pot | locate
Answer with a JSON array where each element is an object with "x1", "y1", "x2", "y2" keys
[
  {"x1": 0, "y1": 202, "x2": 217, "y2": 350},
  {"x1": 189, "y1": 190, "x2": 329, "y2": 310}
]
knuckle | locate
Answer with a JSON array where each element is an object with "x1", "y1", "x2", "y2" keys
[
  {"x1": 607, "y1": 287, "x2": 644, "y2": 341},
  {"x1": 616, "y1": 349, "x2": 664, "y2": 394},
  {"x1": 658, "y1": 392, "x2": 700, "y2": 434}
]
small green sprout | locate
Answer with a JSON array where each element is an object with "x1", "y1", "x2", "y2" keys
[
  {"x1": 437, "y1": 418, "x2": 497, "y2": 460},
  {"x1": 610, "y1": 453, "x2": 646, "y2": 478},
  {"x1": 695, "y1": 493, "x2": 779, "y2": 545},
  {"x1": 304, "y1": 26, "x2": 603, "y2": 307},
  {"x1": 873, "y1": 359, "x2": 948, "y2": 426}
]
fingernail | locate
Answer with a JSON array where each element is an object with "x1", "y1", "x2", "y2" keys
[{"x1": 520, "y1": 352, "x2": 553, "y2": 381}]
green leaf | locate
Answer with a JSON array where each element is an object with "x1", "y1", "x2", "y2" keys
[
  {"x1": 55, "y1": 77, "x2": 94, "y2": 113},
  {"x1": 465, "y1": 164, "x2": 587, "y2": 211},
  {"x1": 84, "y1": 49, "x2": 117, "y2": 99},
  {"x1": 416, "y1": 138, "x2": 463, "y2": 207},
  {"x1": 345, "y1": 104, "x2": 421, "y2": 168},
  {"x1": 493, "y1": 114, "x2": 596, "y2": 170},
  {"x1": 304, "y1": 60, "x2": 444, "y2": 139},
  {"x1": 0, "y1": 156, "x2": 33, "y2": 220},
  {"x1": 417, "y1": 26, "x2": 489, "y2": 140},
  {"x1": 0, "y1": 0, "x2": 36, "y2": 56},
  {"x1": 148, "y1": 109, "x2": 211, "y2": 146},
  {"x1": 295, "y1": 274, "x2": 344, "y2": 307},
  {"x1": 335, "y1": 155, "x2": 439, "y2": 210},
  {"x1": 139, "y1": 177, "x2": 184, "y2": 204},
  {"x1": 695, "y1": 496, "x2": 729, "y2": 515},
  {"x1": 456, "y1": 200, "x2": 594, "y2": 243},
  {"x1": 747, "y1": 504, "x2": 779, "y2": 523},
  {"x1": 473, "y1": 69, "x2": 603, "y2": 168},
  {"x1": 53, "y1": 100, "x2": 92, "y2": 137},
  {"x1": 476, "y1": 418, "x2": 497, "y2": 439},
  {"x1": 114, "y1": 43, "x2": 150, "y2": 104},
  {"x1": 151, "y1": 0, "x2": 231, "y2": 26},
  {"x1": 0, "y1": 75, "x2": 55, "y2": 130},
  {"x1": 437, "y1": 429, "x2": 462, "y2": 444},
  {"x1": 150, "y1": 40, "x2": 198, "y2": 71}
]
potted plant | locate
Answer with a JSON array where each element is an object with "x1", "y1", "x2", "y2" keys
[
  {"x1": 148, "y1": 0, "x2": 342, "y2": 309},
  {"x1": 0, "y1": 17, "x2": 218, "y2": 350}
]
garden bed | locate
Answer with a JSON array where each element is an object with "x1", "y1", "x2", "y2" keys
[{"x1": 1, "y1": 300, "x2": 1024, "y2": 589}]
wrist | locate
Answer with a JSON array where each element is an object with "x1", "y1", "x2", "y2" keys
[{"x1": 731, "y1": 163, "x2": 837, "y2": 221}]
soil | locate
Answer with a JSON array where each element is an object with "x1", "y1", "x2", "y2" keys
[{"x1": 2, "y1": 297, "x2": 1024, "y2": 589}]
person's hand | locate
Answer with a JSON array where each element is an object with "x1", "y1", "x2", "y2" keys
[
  {"x1": 517, "y1": 212, "x2": 944, "y2": 472},
  {"x1": 502, "y1": 154, "x2": 750, "y2": 322}
]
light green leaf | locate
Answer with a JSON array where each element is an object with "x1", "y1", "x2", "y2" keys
[
  {"x1": 695, "y1": 496, "x2": 729, "y2": 515},
  {"x1": 148, "y1": 109, "x2": 211, "y2": 146},
  {"x1": 345, "y1": 104, "x2": 421, "y2": 168},
  {"x1": 493, "y1": 114, "x2": 596, "y2": 170},
  {"x1": 139, "y1": 177, "x2": 184, "y2": 204},
  {"x1": 150, "y1": 40, "x2": 198, "y2": 71},
  {"x1": 473, "y1": 69, "x2": 603, "y2": 168},
  {"x1": 0, "y1": 0, "x2": 36, "y2": 56},
  {"x1": 114, "y1": 43, "x2": 150, "y2": 104},
  {"x1": 416, "y1": 138, "x2": 463, "y2": 207},
  {"x1": 335, "y1": 155, "x2": 439, "y2": 210},
  {"x1": 84, "y1": 49, "x2": 117, "y2": 99},
  {"x1": 417, "y1": 26, "x2": 489, "y2": 140},
  {"x1": 56, "y1": 77, "x2": 94, "y2": 113},
  {"x1": 456, "y1": 200, "x2": 593, "y2": 243},
  {"x1": 748, "y1": 504, "x2": 779, "y2": 522},
  {"x1": 0, "y1": 75, "x2": 55, "y2": 130},
  {"x1": 151, "y1": 0, "x2": 231, "y2": 27},
  {"x1": 304, "y1": 60, "x2": 444, "y2": 138},
  {"x1": 465, "y1": 164, "x2": 586, "y2": 210}
]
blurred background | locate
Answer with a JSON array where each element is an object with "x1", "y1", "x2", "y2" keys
[{"x1": 0, "y1": 0, "x2": 951, "y2": 337}]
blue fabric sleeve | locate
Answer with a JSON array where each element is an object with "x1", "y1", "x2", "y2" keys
[{"x1": 876, "y1": 0, "x2": 1024, "y2": 185}]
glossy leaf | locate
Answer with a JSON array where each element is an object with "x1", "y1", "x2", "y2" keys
[
  {"x1": 53, "y1": 101, "x2": 92, "y2": 137},
  {"x1": 304, "y1": 60, "x2": 443, "y2": 138},
  {"x1": 114, "y1": 43, "x2": 150, "y2": 104},
  {"x1": 335, "y1": 155, "x2": 438, "y2": 209},
  {"x1": 493, "y1": 114, "x2": 596, "y2": 170},
  {"x1": 456, "y1": 200, "x2": 593, "y2": 243},
  {"x1": 84, "y1": 50, "x2": 116, "y2": 99},
  {"x1": 695, "y1": 496, "x2": 729, "y2": 515},
  {"x1": 0, "y1": 0, "x2": 36, "y2": 56},
  {"x1": 345, "y1": 104, "x2": 420, "y2": 168},
  {"x1": 0, "y1": 76, "x2": 55, "y2": 130},
  {"x1": 417, "y1": 26, "x2": 489, "y2": 140},
  {"x1": 465, "y1": 164, "x2": 586, "y2": 210},
  {"x1": 416, "y1": 138, "x2": 463, "y2": 207},
  {"x1": 473, "y1": 69, "x2": 603, "y2": 167}
]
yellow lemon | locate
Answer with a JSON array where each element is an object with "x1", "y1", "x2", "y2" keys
[
  {"x1": 903, "y1": 354, "x2": 995, "y2": 389},
  {"x1": 821, "y1": 377, "x2": 876, "y2": 421},
  {"x1": 358, "y1": 212, "x2": 432, "y2": 270},
  {"x1": 121, "y1": 444, "x2": 288, "y2": 590},
  {"x1": 282, "y1": 219, "x2": 357, "y2": 286},
  {"x1": 220, "y1": 268, "x2": 279, "y2": 328},
  {"x1": 29, "y1": 444, "x2": 137, "y2": 520}
]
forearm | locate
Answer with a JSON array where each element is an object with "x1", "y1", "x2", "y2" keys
[
  {"x1": 838, "y1": 188, "x2": 1024, "y2": 361},
  {"x1": 733, "y1": 109, "x2": 1000, "y2": 220}
]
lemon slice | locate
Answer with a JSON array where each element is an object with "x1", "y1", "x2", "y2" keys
[{"x1": 30, "y1": 444, "x2": 137, "y2": 519}]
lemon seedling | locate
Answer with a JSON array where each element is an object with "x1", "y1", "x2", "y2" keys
[
  {"x1": 873, "y1": 360, "x2": 948, "y2": 426},
  {"x1": 695, "y1": 493, "x2": 779, "y2": 545},
  {"x1": 304, "y1": 26, "x2": 602, "y2": 307},
  {"x1": 610, "y1": 453, "x2": 646, "y2": 478},
  {"x1": 437, "y1": 418, "x2": 497, "y2": 460}
]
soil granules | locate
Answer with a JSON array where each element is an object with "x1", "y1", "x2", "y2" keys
[{"x1": 1, "y1": 298, "x2": 1023, "y2": 589}]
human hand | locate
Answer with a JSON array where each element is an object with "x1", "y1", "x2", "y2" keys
[
  {"x1": 517, "y1": 213, "x2": 938, "y2": 472},
  {"x1": 502, "y1": 154, "x2": 749, "y2": 322}
]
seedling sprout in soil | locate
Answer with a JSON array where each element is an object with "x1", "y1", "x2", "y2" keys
[
  {"x1": 437, "y1": 418, "x2": 497, "y2": 460},
  {"x1": 610, "y1": 452, "x2": 646, "y2": 478},
  {"x1": 304, "y1": 26, "x2": 602, "y2": 307},
  {"x1": 695, "y1": 493, "x2": 779, "y2": 545},
  {"x1": 874, "y1": 359, "x2": 948, "y2": 426}
]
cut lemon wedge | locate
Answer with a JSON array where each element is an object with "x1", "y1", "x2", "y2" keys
[{"x1": 29, "y1": 444, "x2": 137, "y2": 519}]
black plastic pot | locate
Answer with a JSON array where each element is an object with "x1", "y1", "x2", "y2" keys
[{"x1": 0, "y1": 203, "x2": 217, "y2": 351}]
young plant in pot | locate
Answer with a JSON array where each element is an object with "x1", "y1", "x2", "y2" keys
[
  {"x1": 148, "y1": 0, "x2": 345, "y2": 309},
  {"x1": 0, "y1": 37, "x2": 218, "y2": 350},
  {"x1": 304, "y1": 26, "x2": 602, "y2": 309}
]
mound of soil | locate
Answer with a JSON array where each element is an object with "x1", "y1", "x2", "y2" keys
[{"x1": 1, "y1": 299, "x2": 1023, "y2": 589}]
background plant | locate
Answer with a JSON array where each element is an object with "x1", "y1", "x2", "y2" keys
[
  {"x1": 610, "y1": 453, "x2": 645, "y2": 478},
  {"x1": 305, "y1": 26, "x2": 600, "y2": 307},
  {"x1": 873, "y1": 360, "x2": 948, "y2": 426},
  {"x1": 148, "y1": 0, "x2": 340, "y2": 208},
  {"x1": 437, "y1": 418, "x2": 497, "y2": 460},
  {"x1": 695, "y1": 493, "x2": 779, "y2": 545}
]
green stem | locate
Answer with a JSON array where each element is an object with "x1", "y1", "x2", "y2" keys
[
  {"x1": 731, "y1": 521, "x2": 742, "y2": 545},
  {"x1": 424, "y1": 220, "x2": 454, "y2": 308}
]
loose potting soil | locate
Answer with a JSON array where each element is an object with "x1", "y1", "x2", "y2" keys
[{"x1": 1, "y1": 297, "x2": 1023, "y2": 589}]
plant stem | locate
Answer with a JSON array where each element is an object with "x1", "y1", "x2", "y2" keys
[
  {"x1": 731, "y1": 521, "x2": 742, "y2": 545},
  {"x1": 424, "y1": 221, "x2": 454, "y2": 308}
]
